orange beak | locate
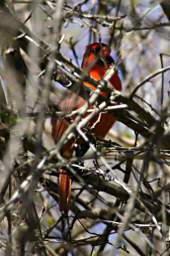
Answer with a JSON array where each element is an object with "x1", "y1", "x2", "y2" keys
[{"x1": 101, "y1": 46, "x2": 111, "y2": 57}]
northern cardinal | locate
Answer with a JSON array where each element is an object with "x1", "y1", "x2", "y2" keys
[{"x1": 46, "y1": 42, "x2": 122, "y2": 212}]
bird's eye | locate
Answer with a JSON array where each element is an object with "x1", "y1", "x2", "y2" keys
[
  {"x1": 94, "y1": 46, "x2": 100, "y2": 53},
  {"x1": 90, "y1": 45, "x2": 101, "y2": 54}
]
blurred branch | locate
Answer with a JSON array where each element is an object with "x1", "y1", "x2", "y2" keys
[
  {"x1": 161, "y1": 0, "x2": 170, "y2": 21},
  {"x1": 0, "y1": 1, "x2": 170, "y2": 255},
  {"x1": 0, "y1": 1, "x2": 167, "y2": 145}
]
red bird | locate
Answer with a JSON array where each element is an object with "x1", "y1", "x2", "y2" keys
[{"x1": 48, "y1": 43, "x2": 122, "y2": 212}]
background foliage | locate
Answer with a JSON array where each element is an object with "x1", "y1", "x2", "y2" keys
[{"x1": 0, "y1": 0, "x2": 170, "y2": 255}]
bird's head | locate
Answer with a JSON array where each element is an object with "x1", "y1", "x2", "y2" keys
[{"x1": 82, "y1": 42, "x2": 111, "y2": 68}]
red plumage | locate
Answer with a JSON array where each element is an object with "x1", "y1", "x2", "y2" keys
[{"x1": 52, "y1": 42, "x2": 122, "y2": 212}]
